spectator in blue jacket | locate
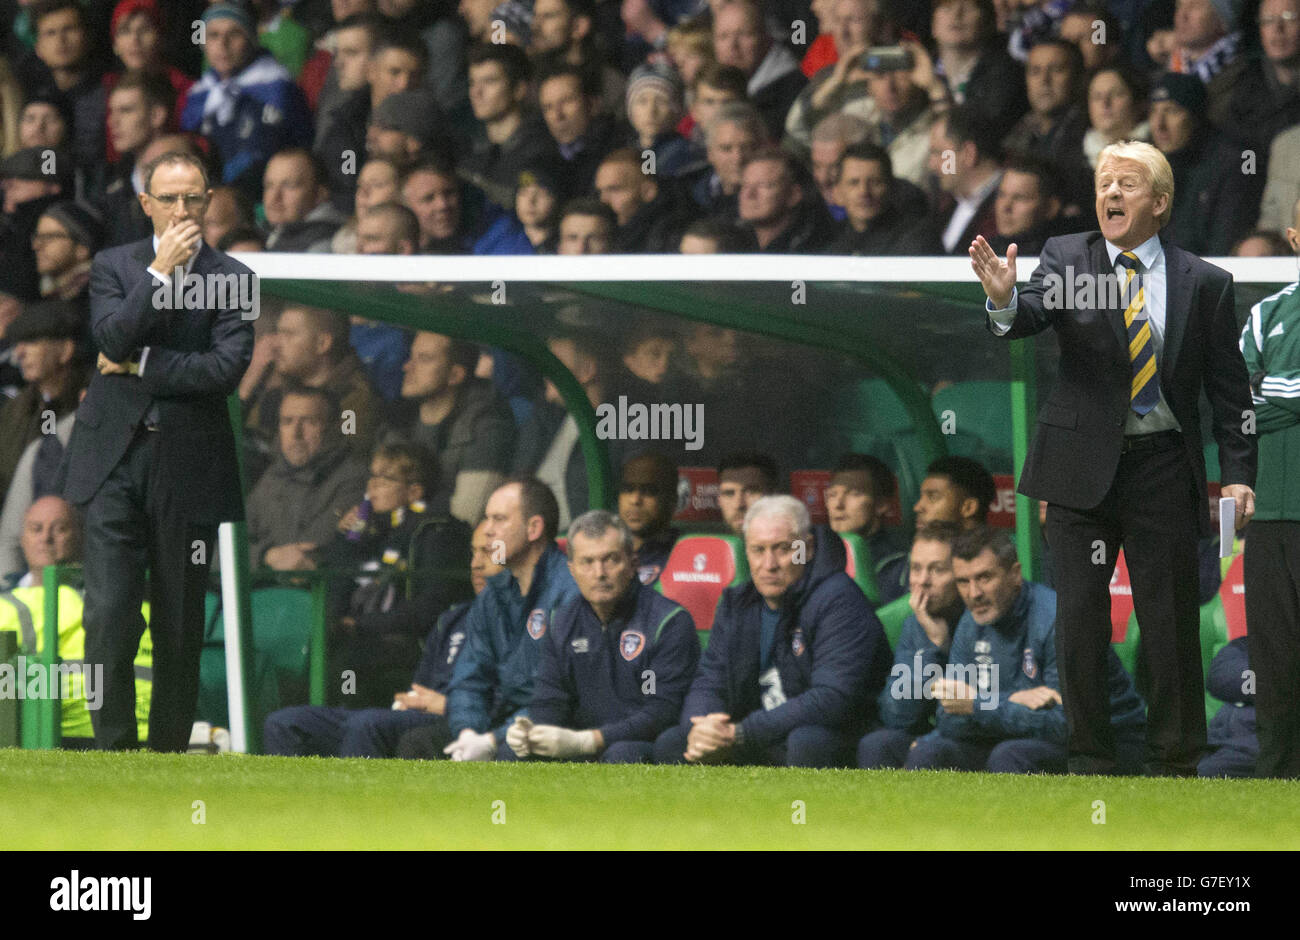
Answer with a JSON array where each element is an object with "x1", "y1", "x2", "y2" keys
[
  {"x1": 858, "y1": 521, "x2": 966, "y2": 768},
  {"x1": 905, "y1": 526, "x2": 1146, "y2": 774},
  {"x1": 505, "y1": 510, "x2": 699, "y2": 762},
  {"x1": 181, "y1": 3, "x2": 313, "y2": 199},
  {"x1": 397, "y1": 476, "x2": 579, "y2": 760},
  {"x1": 1198, "y1": 637, "x2": 1257, "y2": 778},
  {"x1": 261, "y1": 518, "x2": 502, "y2": 758},
  {"x1": 653, "y1": 494, "x2": 892, "y2": 767}
]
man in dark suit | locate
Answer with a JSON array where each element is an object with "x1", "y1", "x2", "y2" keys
[
  {"x1": 927, "y1": 106, "x2": 1002, "y2": 255},
  {"x1": 61, "y1": 150, "x2": 255, "y2": 751},
  {"x1": 969, "y1": 140, "x2": 1257, "y2": 776}
]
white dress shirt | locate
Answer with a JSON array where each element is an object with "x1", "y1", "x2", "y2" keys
[
  {"x1": 942, "y1": 171, "x2": 1002, "y2": 254},
  {"x1": 138, "y1": 234, "x2": 200, "y2": 376}
]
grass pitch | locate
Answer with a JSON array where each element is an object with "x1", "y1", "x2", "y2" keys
[{"x1": 2, "y1": 749, "x2": 1297, "y2": 850}]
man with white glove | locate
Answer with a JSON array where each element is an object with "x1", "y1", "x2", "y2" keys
[
  {"x1": 395, "y1": 477, "x2": 577, "y2": 762},
  {"x1": 506, "y1": 715, "x2": 601, "y2": 759},
  {"x1": 503, "y1": 509, "x2": 700, "y2": 763},
  {"x1": 446, "y1": 727, "x2": 501, "y2": 761}
]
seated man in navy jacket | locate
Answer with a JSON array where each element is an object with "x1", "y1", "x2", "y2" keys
[
  {"x1": 905, "y1": 526, "x2": 1145, "y2": 773},
  {"x1": 504, "y1": 510, "x2": 699, "y2": 763},
  {"x1": 262, "y1": 519, "x2": 501, "y2": 758},
  {"x1": 653, "y1": 495, "x2": 891, "y2": 768},
  {"x1": 1197, "y1": 637, "x2": 1257, "y2": 778}
]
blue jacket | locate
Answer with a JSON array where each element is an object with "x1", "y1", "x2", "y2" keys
[
  {"x1": 634, "y1": 527, "x2": 678, "y2": 587},
  {"x1": 933, "y1": 581, "x2": 1145, "y2": 743},
  {"x1": 472, "y1": 215, "x2": 535, "y2": 255},
  {"x1": 180, "y1": 51, "x2": 312, "y2": 192},
  {"x1": 446, "y1": 543, "x2": 579, "y2": 740},
  {"x1": 530, "y1": 578, "x2": 699, "y2": 745},
  {"x1": 349, "y1": 322, "x2": 409, "y2": 402},
  {"x1": 1206, "y1": 636, "x2": 1256, "y2": 755},
  {"x1": 680, "y1": 525, "x2": 891, "y2": 747},
  {"x1": 877, "y1": 600, "x2": 964, "y2": 734},
  {"x1": 936, "y1": 581, "x2": 1065, "y2": 743},
  {"x1": 412, "y1": 601, "x2": 472, "y2": 693}
]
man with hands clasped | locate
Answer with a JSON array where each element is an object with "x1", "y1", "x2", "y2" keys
[{"x1": 504, "y1": 510, "x2": 699, "y2": 763}]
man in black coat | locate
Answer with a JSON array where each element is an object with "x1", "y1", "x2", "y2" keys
[
  {"x1": 60, "y1": 150, "x2": 255, "y2": 752},
  {"x1": 970, "y1": 140, "x2": 1257, "y2": 776}
]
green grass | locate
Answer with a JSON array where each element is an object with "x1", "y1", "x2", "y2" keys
[{"x1": 2, "y1": 749, "x2": 1297, "y2": 850}]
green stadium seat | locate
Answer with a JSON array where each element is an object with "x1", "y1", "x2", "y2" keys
[
  {"x1": 931, "y1": 381, "x2": 1015, "y2": 470},
  {"x1": 875, "y1": 593, "x2": 912, "y2": 651},
  {"x1": 1112, "y1": 611, "x2": 1141, "y2": 678},
  {"x1": 196, "y1": 646, "x2": 282, "y2": 740},
  {"x1": 204, "y1": 586, "x2": 312, "y2": 685},
  {"x1": 840, "y1": 533, "x2": 880, "y2": 604},
  {"x1": 199, "y1": 586, "x2": 316, "y2": 747},
  {"x1": 841, "y1": 377, "x2": 915, "y2": 439}
]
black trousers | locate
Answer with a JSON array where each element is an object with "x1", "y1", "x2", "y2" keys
[
  {"x1": 1046, "y1": 436, "x2": 1204, "y2": 775},
  {"x1": 1243, "y1": 520, "x2": 1300, "y2": 778},
  {"x1": 82, "y1": 427, "x2": 216, "y2": 752}
]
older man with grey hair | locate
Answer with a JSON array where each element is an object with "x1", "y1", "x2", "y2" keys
[
  {"x1": 685, "y1": 101, "x2": 767, "y2": 218},
  {"x1": 653, "y1": 495, "x2": 892, "y2": 767},
  {"x1": 504, "y1": 509, "x2": 699, "y2": 763}
]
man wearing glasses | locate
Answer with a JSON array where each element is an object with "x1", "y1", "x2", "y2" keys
[{"x1": 59, "y1": 150, "x2": 255, "y2": 752}]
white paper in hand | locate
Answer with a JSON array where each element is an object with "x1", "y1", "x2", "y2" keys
[{"x1": 1219, "y1": 497, "x2": 1236, "y2": 557}]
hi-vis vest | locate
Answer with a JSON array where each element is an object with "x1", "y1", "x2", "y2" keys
[{"x1": 0, "y1": 585, "x2": 152, "y2": 740}]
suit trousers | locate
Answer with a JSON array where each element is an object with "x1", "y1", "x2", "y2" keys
[
  {"x1": 1046, "y1": 437, "x2": 1204, "y2": 775},
  {"x1": 1243, "y1": 520, "x2": 1300, "y2": 778},
  {"x1": 83, "y1": 426, "x2": 216, "y2": 752}
]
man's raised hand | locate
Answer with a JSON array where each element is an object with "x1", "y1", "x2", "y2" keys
[{"x1": 969, "y1": 235, "x2": 1017, "y2": 310}]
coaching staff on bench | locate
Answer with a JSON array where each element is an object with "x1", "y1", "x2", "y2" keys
[
  {"x1": 61, "y1": 151, "x2": 255, "y2": 751},
  {"x1": 969, "y1": 140, "x2": 1257, "y2": 776}
]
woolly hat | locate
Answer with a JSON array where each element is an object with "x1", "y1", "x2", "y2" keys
[
  {"x1": 201, "y1": 2, "x2": 256, "y2": 39},
  {"x1": 625, "y1": 62, "x2": 685, "y2": 113}
]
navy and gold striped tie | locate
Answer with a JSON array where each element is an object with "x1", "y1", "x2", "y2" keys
[{"x1": 1117, "y1": 251, "x2": 1159, "y2": 416}]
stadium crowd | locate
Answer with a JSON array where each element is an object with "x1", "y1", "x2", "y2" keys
[{"x1": 1, "y1": 0, "x2": 1296, "y2": 775}]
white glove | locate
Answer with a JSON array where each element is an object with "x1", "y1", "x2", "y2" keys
[
  {"x1": 443, "y1": 728, "x2": 497, "y2": 761},
  {"x1": 527, "y1": 725, "x2": 598, "y2": 759},
  {"x1": 506, "y1": 716, "x2": 534, "y2": 758}
]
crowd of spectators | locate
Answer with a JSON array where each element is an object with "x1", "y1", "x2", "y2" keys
[
  {"x1": 0, "y1": 0, "x2": 1289, "y2": 771},
  {"x1": 3, "y1": 0, "x2": 1296, "y2": 576}
]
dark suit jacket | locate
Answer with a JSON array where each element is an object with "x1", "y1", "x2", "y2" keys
[
  {"x1": 61, "y1": 237, "x2": 255, "y2": 524},
  {"x1": 934, "y1": 183, "x2": 999, "y2": 255},
  {"x1": 991, "y1": 231, "x2": 1256, "y2": 536}
]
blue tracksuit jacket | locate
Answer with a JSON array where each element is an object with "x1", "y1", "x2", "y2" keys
[
  {"x1": 412, "y1": 601, "x2": 472, "y2": 692},
  {"x1": 530, "y1": 578, "x2": 699, "y2": 744},
  {"x1": 446, "y1": 543, "x2": 578, "y2": 740},
  {"x1": 934, "y1": 581, "x2": 1145, "y2": 743},
  {"x1": 877, "y1": 601, "x2": 964, "y2": 734},
  {"x1": 680, "y1": 525, "x2": 892, "y2": 747}
]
